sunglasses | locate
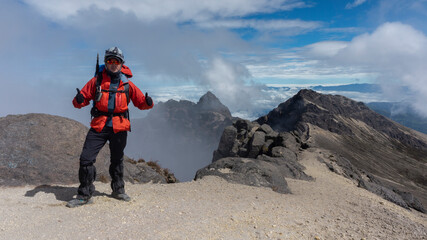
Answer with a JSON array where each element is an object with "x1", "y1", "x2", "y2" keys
[{"x1": 106, "y1": 59, "x2": 122, "y2": 65}]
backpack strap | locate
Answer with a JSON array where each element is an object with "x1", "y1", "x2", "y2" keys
[
  {"x1": 94, "y1": 65, "x2": 104, "y2": 103},
  {"x1": 120, "y1": 72, "x2": 130, "y2": 105},
  {"x1": 91, "y1": 69, "x2": 131, "y2": 122},
  {"x1": 123, "y1": 83, "x2": 130, "y2": 105}
]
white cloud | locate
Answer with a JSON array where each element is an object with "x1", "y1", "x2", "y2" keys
[
  {"x1": 304, "y1": 22, "x2": 427, "y2": 116},
  {"x1": 24, "y1": 0, "x2": 308, "y2": 23},
  {"x1": 202, "y1": 57, "x2": 269, "y2": 113},
  {"x1": 305, "y1": 41, "x2": 349, "y2": 58},
  {"x1": 196, "y1": 19, "x2": 322, "y2": 32},
  {"x1": 345, "y1": 0, "x2": 367, "y2": 9},
  {"x1": 0, "y1": 0, "x2": 263, "y2": 121}
]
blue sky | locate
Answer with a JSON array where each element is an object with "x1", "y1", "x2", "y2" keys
[{"x1": 1, "y1": 0, "x2": 427, "y2": 122}]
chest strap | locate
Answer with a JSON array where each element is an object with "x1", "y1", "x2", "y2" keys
[{"x1": 90, "y1": 107, "x2": 129, "y2": 119}]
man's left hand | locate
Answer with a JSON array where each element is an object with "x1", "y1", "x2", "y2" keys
[{"x1": 145, "y1": 92, "x2": 153, "y2": 106}]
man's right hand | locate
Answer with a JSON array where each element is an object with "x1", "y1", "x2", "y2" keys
[{"x1": 75, "y1": 88, "x2": 85, "y2": 104}]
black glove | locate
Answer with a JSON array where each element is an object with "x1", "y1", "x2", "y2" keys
[
  {"x1": 145, "y1": 92, "x2": 153, "y2": 106},
  {"x1": 75, "y1": 88, "x2": 85, "y2": 104}
]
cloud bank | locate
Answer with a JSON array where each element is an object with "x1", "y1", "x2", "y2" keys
[
  {"x1": 305, "y1": 22, "x2": 427, "y2": 116},
  {"x1": 24, "y1": 0, "x2": 308, "y2": 23},
  {"x1": 2, "y1": 0, "x2": 288, "y2": 121}
]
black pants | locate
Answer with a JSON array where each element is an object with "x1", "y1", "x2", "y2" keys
[{"x1": 78, "y1": 127, "x2": 127, "y2": 199}]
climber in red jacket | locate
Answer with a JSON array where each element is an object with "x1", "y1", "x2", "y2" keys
[{"x1": 67, "y1": 47, "x2": 153, "y2": 208}]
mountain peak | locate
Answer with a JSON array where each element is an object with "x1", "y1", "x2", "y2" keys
[
  {"x1": 256, "y1": 90, "x2": 427, "y2": 211},
  {"x1": 295, "y1": 88, "x2": 318, "y2": 99},
  {"x1": 257, "y1": 89, "x2": 405, "y2": 138},
  {"x1": 196, "y1": 91, "x2": 231, "y2": 117}
]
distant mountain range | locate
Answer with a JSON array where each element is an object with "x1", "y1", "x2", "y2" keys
[
  {"x1": 367, "y1": 102, "x2": 427, "y2": 134},
  {"x1": 313, "y1": 83, "x2": 382, "y2": 93}
]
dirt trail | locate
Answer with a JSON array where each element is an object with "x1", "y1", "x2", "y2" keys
[{"x1": 1, "y1": 148, "x2": 426, "y2": 239}]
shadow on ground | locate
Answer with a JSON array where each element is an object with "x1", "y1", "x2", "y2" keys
[{"x1": 24, "y1": 185, "x2": 109, "y2": 202}]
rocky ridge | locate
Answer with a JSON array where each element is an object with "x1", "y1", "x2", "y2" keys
[
  {"x1": 196, "y1": 89, "x2": 426, "y2": 213},
  {"x1": 256, "y1": 89, "x2": 427, "y2": 212},
  {"x1": 0, "y1": 113, "x2": 172, "y2": 186}
]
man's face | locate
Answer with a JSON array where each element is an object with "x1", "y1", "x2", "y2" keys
[{"x1": 105, "y1": 58, "x2": 122, "y2": 73}]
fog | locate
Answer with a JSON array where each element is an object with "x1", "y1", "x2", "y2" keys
[{"x1": 125, "y1": 94, "x2": 233, "y2": 181}]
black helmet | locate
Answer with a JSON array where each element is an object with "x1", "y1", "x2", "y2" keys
[{"x1": 104, "y1": 47, "x2": 125, "y2": 63}]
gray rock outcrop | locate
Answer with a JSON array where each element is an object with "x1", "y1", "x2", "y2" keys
[
  {"x1": 0, "y1": 113, "x2": 170, "y2": 186},
  {"x1": 195, "y1": 119, "x2": 313, "y2": 193}
]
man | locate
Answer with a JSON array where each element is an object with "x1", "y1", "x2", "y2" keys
[{"x1": 67, "y1": 47, "x2": 153, "y2": 208}]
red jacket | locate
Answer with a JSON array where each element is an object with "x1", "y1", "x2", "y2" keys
[{"x1": 73, "y1": 65, "x2": 153, "y2": 133}]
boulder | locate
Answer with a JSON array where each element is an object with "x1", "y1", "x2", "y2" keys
[
  {"x1": 271, "y1": 146, "x2": 297, "y2": 161},
  {"x1": 261, "y1": 139, "x2": 275, "y2": 155},
  {"x1": 235, "y1": 119, "x2": 252, "y2": 132},
  {"x1": 195, "y1": 157, "x2": 291, "y2": 194},
  {"x1": 213, "y1": 126, "x2": 238, "y2": 161},
  {"x1": 247, "y1": 131, "x2": 266, "y2": 158},
  {"x1": 277, "y1": 132, "x2": 300, "y2": 152},
  {"x1": 259, "y1": 124, "x2": 274, "y2": 134},
  {"x1": 256, "y1": 155, "x2": 313, "y2": 181}
]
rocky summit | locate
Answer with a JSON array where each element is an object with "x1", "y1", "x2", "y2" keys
[
  {"x1": 256, "y1": 89, "x2": 427, "y2": 213},
  {"x1": 196, "y1": 89, "x2": 427, "y2": 213},
  {"x1": 0, "y1": 113, "x2": 171, "y2": 186}
]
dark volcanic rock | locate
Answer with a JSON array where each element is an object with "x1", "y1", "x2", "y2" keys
[
  {"x1": 256, "y1": 155, "x2": 312, "y2": 181},
  {"x1": 196, "y1": 118, "x2": 313, "y2": 193},
  {"x1": 0, "y1": 113, "x2": 169, "y2": 186},
  {"x1": 213, "y1": 126, "x2": 238, "y2": 161},
  {"x1": 257, "y1": 89, "x2": 427, "y2": 213},
  {"x1": 127, "y1": 91, "x2": 234, "y2": 181},
  {"x1": 247, "y1": 131, "x2": 266, "y2": 158},
  {"x1": 195, "y1": 157, "x2": 291, "y2": 193}
]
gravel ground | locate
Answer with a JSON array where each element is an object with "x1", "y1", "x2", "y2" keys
[{"x1": 1, "y1": 148, "x2": 426, "y2": 240}]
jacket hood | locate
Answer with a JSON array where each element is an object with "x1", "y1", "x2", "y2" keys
[{"x1": 121, "y1": 65, "x2": 133, "y2": 78}]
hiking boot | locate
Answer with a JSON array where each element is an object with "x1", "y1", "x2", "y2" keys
[
  {"x1": 111, "y1": 192, "x2": 131, "y2": 202},
  {"x1": 66, "y1": 198, "x2": 93, "y2": 208}
]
